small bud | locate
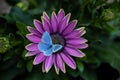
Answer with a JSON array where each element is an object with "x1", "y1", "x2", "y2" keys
[
  {"x1": 0, "y1": 37, "x2": 10, "y2": 53},
  {"x1": 101, "y1": 9, "x2": 114, "y2": 21}
]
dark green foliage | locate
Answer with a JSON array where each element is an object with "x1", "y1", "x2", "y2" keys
[{"x1": 0, "y1": 0, "x2": 120, "y2": 80}]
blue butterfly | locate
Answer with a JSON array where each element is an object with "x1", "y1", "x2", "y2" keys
[{"x1": 38, "y1": 31, "x2": 63, "y2": 56}]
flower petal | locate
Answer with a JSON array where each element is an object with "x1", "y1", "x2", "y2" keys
[
  {"x1": 53, "y1": 54, "x2": 59, "y2": 74},
  {"x1": 66, "y1": 38, "x2": 88, "y2": 45},
  {"x1": 57, "y1": 9, "x2": 65, "y2": 23},
  {"x1": 54, "y1": 61, "x2": 59, "y2": 74},
  {"x1": 59, "y1": 13, "x2": 71, "y2": 33},
  {"x1": 76, "y1": 27, "x2": 86, "y2": 36},
  {"x1": 25, "y1": 50, "x2": 40, "y2": 57},
  {"x1": 33, "y1": 53, "x2": 45, "y2": 65},
  {"x1": 42, "y1": 17, "x2": 51, "y2": 33},
  {"x1": 26, "y1": 33, "x2": 41, "y2": 43},
  {"x1": 63, "y1": 20, "x2": 77, "y2": 34},
  {"x1": 60, "y1": 53, "x2": 76, "y2": 69},
  {"x1": 63, "y1": 27, "x2": 86, "y2": 37},
  {"x1": 43, "y1": 12, "x2": 50, "y2": 21},
  {"x1": 66, "y1": 43, "x2": 88, "y2": 49},
  {"x1": 56, "y1": 54, "x2": 66, "y2": 73},
  {"x1": 25, "y1": 43, "x2": 38, "y2": 51},
  {"x1": 51, "y1": 12, "x2": 58, "y2": 32},
  {"x1": 78, "y1": 43, "x2": 88, "y2": 49},
  {"x1": 64, "y1": 30, "x2": 80, "y2": 39},
  {"x1": 34, "y1": 19, "x2": 44, "y2": 33},
  {"x1": 27, "y1": 26, "x2": 41, "y2": 37},
  {"x1": 42, "y1": 61, "x2": 45, "y2": 72},
  {"x1": 65, "y1": 47, "x2": 85, "y2": 57},
  {"x1": 53, "y1": 54, "x2": 60, "y2": 74},
  {"x1": 45, "y1": 55, "x2": 54, "y2": 72}
]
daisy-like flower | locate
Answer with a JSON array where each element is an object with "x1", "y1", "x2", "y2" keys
[{"x1": 25, "y1": 9, "x2": 88, "y2": 74}]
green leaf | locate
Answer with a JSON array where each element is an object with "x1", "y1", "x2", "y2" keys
[
  {"x1": 26, "y1": 59, "x2": 33, "y2": 72},
  {"x1": 0, "y1": 67, "x2": 24, "y2": 80},
  {"x1": 28, "y1": 8, "x2": 43, "y2": 15},
  {"x1": 110, "y1": 29, "x2": 120, "y2": 39},
  {"x1": 25, "y1": 69, "x2": 45, "y2": 80},
  {"x1": 16, "y1": 21, "x2": 28, "y2": 37},
  {"x1": 80, "y1": 66, "x2": 97, "y2": 80},
  {"x1": 9, "y1": 7, "x2": 33, "y2": 25},
  {"x1": 77, "y1": 61, "x2": 84, "y2": 72},
  {"x1": 17, "y1": 60, "x2": 24, "y2": 68},
  {"x1": 67, "y1": 67, "x2": 79, "y2": 77},
  {"x1": 97, "y1": 43, "x2": 120, "y2": 73}
]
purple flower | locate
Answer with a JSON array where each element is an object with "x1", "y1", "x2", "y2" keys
[{"x1": 25, "y1": 9, "x2": 88, "y2": 74}]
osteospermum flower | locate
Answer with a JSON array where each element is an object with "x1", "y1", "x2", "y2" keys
[{"x1": 25, "y1": 9, "x2": 88, "y2": 74}]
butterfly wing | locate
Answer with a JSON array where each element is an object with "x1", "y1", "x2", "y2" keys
[
  {"x1": 41, "y1": 31, "x2": 52, "y2": 45},
  {"x1": 40, "y1": 31, "x2": 62, "y2": 56},
  {"x1": 52, "y1": 44, "x2": 63, "y2": 53},
  {"x1": 43, "y1": 48, "x2": 53, "y2": 56},
  {"x1": 38, "y1": 42, "x2": 51, "y2": 52}
]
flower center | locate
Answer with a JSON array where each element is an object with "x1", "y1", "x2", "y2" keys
[{"x1": 51, "y1": 34, "x2": 65, "y2": 46}]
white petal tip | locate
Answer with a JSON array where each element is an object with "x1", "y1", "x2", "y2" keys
[
  {"x1": 79, "y1": 53, "x2": 86, "y2": 58},
  {"x1": 33, "y1": 61, "x2": 38, "y2": 65},
  {"x1": 45, "y1": 68, "x2": 50, "y2": 73},
  {"x1": 43, "y1": 11, "x2": 47, "y2": 15},
  {"x1": 27, "y1": 26, "x2": 31, "y2": 30},
  {"x1": 25, "y1": 53, "x2": 29, "y2": 57},
  {"x1": 72, "y1": 67, "x2": 76, "y2": 70},
  {"x1": 62, "y1": 70, "x2": 66, "y2": 73},
  {"x1": 58, "y1": 9, "x2": 65, "y2": 13},
  {"x1": 55, "y1": 70, "x2": 59, "y2": 75}
]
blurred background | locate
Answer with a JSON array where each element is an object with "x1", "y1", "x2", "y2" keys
[{"x1": 0, "y1": 0, "x2": 120, "y2": 80}]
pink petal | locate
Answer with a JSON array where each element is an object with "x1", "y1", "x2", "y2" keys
[
  {"x1": 42, "y1": 17, "x2": 51, "y2": 33},
  {"x1": 45, "y1": 55, "x2": 54, "y2": 72},
  {"x1": 25, "y1": 50, "x2": 40, "y2": 57},
  {"x1": 54, "y1": 61, "x2": 59, "y2": 74},
  {"x1": 63, "y1": 27, "x2": 86, "y2": 38},
  {"x1": 56, "y1": 54, "x2": 66, "y2": 73},
  {"x1": 64, "y1": 30, "x2": 80, "y2": 39},
  {"x1": 60, "y1": 53, "x2": 76, "y2": 69},
  {"x1": 57, "y1": 9, "x2": 65, "y2": 23},
  {"x1": 27, "y1": 26, "x2": 41, "y2": 37},
  {"x1": 26, "y1": 33, "x2": 41, "y2": 43},
  {"x1": 43, "y1": 12, "x2": 52, "y2": 32},
  {"x1": 43, "y1": 12, "x2": 50, "y2": 21},
  {"x1": 42, "y1": 62, "x2": 45, "y2": 72},
  {"x1": 34, "y1": 19, "x2": 44, "y2": 33},
  {"x1": 63, "y1": 20, "x2": 77, "y2": 35},
  {"x1": 33, "y1": 53, "x2": 45, "y2": 65},
  {"x1": 66, "y1": 43, "x2": 88, "y2": 49},
  {"x1": 66, "y1": 38, "x2": 88, "y2": 45},
  {"x1": 64, "y1": 46, "x2": 85, "y2": 57},
  {"x1": 78, "y1": 43, "x2": 88, "y2": 49},
  {"x1": 53, "y1": 54, "x2": 60, "y2": 74},
  {"x1": 51, "y1": 12, "x2": 58, "y2": 32},
  {"x1": 25, "y1": 43, "x2": 38, "y2": 51},
  {"x1": 59, "y1": 13, "x2": 71, "y2": 33},
  {"x1": 76, "y1": 27, "x2": 86, "y2": 36}
]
